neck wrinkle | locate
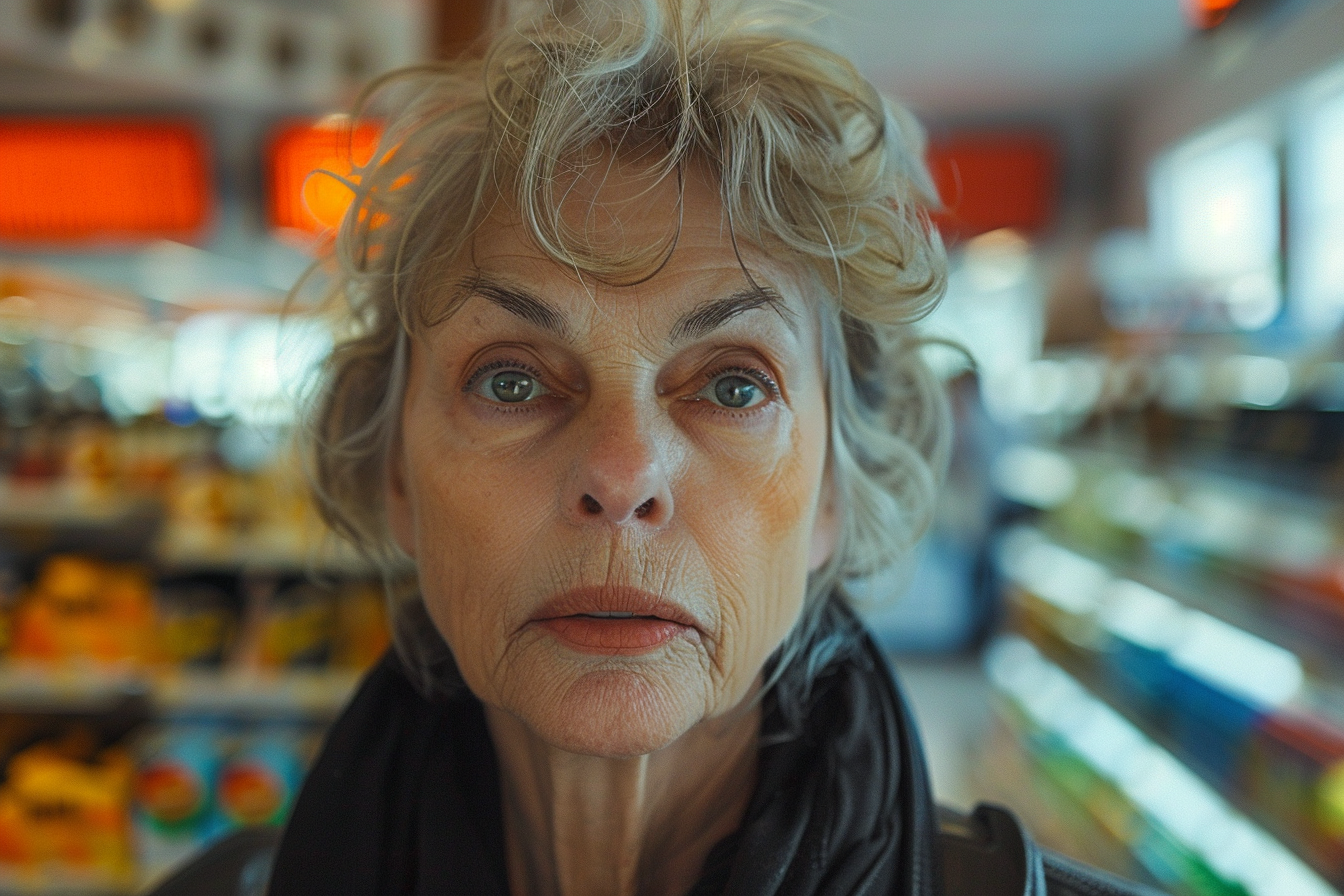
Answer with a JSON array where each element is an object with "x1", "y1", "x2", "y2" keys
[
  {"x1": 551, "y1": 753, "x2": 648, "y2": 896},
  {"x1": 486, "y1": 703, "x2": 760, "y2": 896}
]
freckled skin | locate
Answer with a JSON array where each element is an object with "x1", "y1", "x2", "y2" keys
[{"x1": 385, "y1": 160, "x2": 837, "y2": 896}]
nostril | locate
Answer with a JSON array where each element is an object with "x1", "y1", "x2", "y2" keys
[
  {"x1": 634, "y1": 498, "x2": 655, "y2": 519},
  {"x1": 581, "y1": 494, "x2": 603, "y2": 515}
]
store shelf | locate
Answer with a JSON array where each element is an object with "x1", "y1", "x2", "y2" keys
[
  {"x1": 1034, "y1": 525, "x2": 1344, "y2": 698},
  {"x1": 153, "y1": 667, "x2": 361, "y2": 718},
  {"x1": 0, "y1": 664, "x2": 152, "y2": 714},
  {"x1": 0, "y1": 495, "x2": 375, "y2": 587},
  {"x1": 0, "y1": 663, "x2": 359, "y2": 720},
  {"x1": 986, "y1": 634, "x2": 1339, "y2": 896},
  {"x1": 0, "y1": 485, "x2": 159, "y2": 530},
  {"x1": 154, "y1": 531, "x2": 374, "y2": 577},
  {"x1": 996, "y1": 527, "x2": 1344, "y2": 888},
  {"x1": 995, "y1": 444, "x2": 1344, "y2": 675},
  {"x1": 0, "y1": 484, "x2": 163, "y2": 561},
  {"x1": 0, "y1": 869, "x2": 132, "y2": 896},
  {"x1": 1089, "y1": 405, "x2": 1344, "y2": 500}
]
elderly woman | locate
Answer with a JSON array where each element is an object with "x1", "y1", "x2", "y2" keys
[{"x1": 260, "y1": 2, "x2": 1150, "y2": 895}]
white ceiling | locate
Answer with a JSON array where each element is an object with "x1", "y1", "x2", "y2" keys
[
  {"x1": 1, "y1": 0, "x2": 1195, "y2": 119},
  {"x1": 817, "y1": 0, "x2": 1192, "y2": 117}
]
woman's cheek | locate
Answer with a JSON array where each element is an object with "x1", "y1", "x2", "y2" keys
[
  {"x1": 682, "y1": 455, "x2": 813, "y2": 682},
  {"x1": 698, "y1": 404, "x2": 825, "y2": 682},
  {"x1": 407, "y1": 434, "x2": 547, "y2": 689},
  {"x1": 685, "y1": 417, "x2": 816, "y2": 551}
]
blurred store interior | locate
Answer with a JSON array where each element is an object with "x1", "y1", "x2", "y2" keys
[{"x1": 3, "y1": 0, "x2": 1344, "y2": 892}]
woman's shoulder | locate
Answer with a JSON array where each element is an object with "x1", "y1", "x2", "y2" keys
[
  {"x1": 266, "y1": 651, "x2": 449, "y2": 895},
  {"x1": 268, "y1": 650, "x2": 509, "y2": 896}
]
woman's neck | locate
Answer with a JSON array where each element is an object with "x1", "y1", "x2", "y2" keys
[{"x1": 484, "y1": 702, "x2": 760, "y2": 896}]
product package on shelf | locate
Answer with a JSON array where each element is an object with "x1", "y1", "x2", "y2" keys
[
  {"x1": 0, "y1": 715, "x2": 145, "y2": 894},
  {"x1": 155, "y1": 577, "x2": 239, "y2": 669},
  {"x1": 132, "y1": 722, "x2": 315, "y2": 886},
  {"x1": 9, "y1": 556, "x2": 158, "y2": 669}
]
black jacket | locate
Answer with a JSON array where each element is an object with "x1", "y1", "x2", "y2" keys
[{"x1": 255, "y1": 603, "x2": 1159, "y2": 895}]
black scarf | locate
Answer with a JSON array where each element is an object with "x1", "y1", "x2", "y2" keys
[{"x1": 268, "y1": 604, "x2": 940, "y2": 896}]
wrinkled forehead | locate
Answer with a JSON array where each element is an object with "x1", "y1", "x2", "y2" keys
[
  {"x1": 453, "y1": 148, "x2": 826, "y2": 323},
  {"x1": 552, "y1": 144, "x2": 700, "y2": 245},
  {"x1": 465, "y1": 234, "x2": 811, "y2": 351}
]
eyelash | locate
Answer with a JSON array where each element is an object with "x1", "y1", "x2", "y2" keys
[
  {"x1": 695, "y1": 365, "x2": 781, "y2": 411},
  {"x1": 463, "y1": 358, "x2": 548, "y2": 395},
  {"x1": 462, "y1": 360, "x2": 780, "y2": 411}
]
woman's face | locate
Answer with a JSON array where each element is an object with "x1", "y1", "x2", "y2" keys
[{"x1": 386, "y1": 160, "x2": 837, "y2": 758}]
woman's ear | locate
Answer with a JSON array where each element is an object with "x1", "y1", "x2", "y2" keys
[
  {"x1": 385, "y1": 430, "x2": 417, "y2": 559},
  {"x1": 807, "y1": 469, "x2": 839, "y2": 572}
]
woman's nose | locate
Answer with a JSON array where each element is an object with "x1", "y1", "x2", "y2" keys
[{"x1": 567, "y1": 401, "x2": 673, "y2": 528}]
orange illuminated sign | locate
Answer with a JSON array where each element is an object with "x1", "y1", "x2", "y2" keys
[
  {"x1": 1183, "y1": 0, "x2": 1242, "y2": 29},
  {"x1": 267, "y1": 119, "x2": 381, "y2": 239},
  {"x1": 927, "y1": 133, "x2": 1059, "y2": 242},
  {"x1": 0, "y1": 119, "x2": 211, "y2": 244}
]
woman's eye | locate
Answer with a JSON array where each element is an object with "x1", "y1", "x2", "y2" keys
[
  {"x1": 698, "y1": 370, "x2": 770, "y2": 409},
  {"x1": 472, "y1": 367, "x2": 550, "y2": 404}
]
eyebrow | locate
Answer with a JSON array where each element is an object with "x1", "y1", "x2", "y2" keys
[
  {"x1": 457, "y1": 274, "x2": 795, "y2": 343},
  {"x1": 669, "y1": 286, "x2": 798, "y2": 343},
  {"x1": 455, "y1": 274, "x2": 570, "y2": 340}
]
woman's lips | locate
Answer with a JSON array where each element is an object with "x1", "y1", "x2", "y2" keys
[
  {"x1": 529, "y1": 587, "x2": 701, "y2": 656},
  {"x1": 536, "y1": 617, "x2": 689, "y2": 653}
]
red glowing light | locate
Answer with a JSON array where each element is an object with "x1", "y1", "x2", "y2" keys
[
  {"x1": 926, "y1": 133, "x2": 1059, "y2": 242},
  {"x1": 267, "y1": 119, "x2": 382, "y2": 238},
  {"x1": 0, "y1": 119, "x2": 211, "y2": 244}
]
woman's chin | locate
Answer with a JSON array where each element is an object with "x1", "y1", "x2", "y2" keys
[{"x1": 513, "y1": 668, "x2": 703, "y2": 758}]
